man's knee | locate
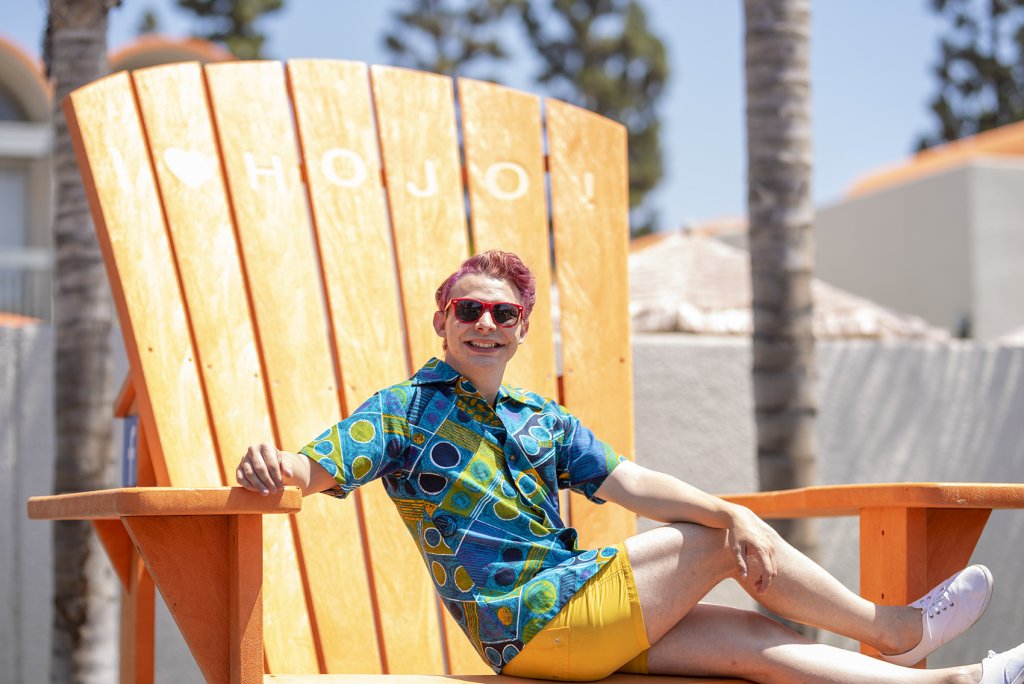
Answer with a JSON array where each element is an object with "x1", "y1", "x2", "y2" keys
[{"x1": 662, "y1": 522, "x2": 736, "y2": 573}]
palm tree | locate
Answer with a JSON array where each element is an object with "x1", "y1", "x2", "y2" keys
[
  {"x1": 45, "y1": 1, "x2": 119, "y2": 680},
  {"x1": 743, "y1": 0, "x2": 818, "y2": 561}
]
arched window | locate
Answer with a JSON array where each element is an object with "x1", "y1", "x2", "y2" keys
[{"x1": 0, "y1": 79, "x2": 29, "y2": 122}]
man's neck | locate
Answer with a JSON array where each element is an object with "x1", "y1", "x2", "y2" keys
[{"x1": 443, "y1": 358, "x2": 503, "y2": 406}]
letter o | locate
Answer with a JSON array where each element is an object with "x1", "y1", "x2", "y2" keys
[
  {"x1": 484, "y1": 162, "x2": 529, "y2": 201},
  {"x1": 322, "y1": 148, "x2": 368, "y2": 188}
]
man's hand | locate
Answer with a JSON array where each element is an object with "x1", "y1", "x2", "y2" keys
[
  {"x1": 727, "y1": 504, "x2": 778, "y2": 594},
  {"x1": 236, "y1": 443, "x2": 297, "y2": 495}
]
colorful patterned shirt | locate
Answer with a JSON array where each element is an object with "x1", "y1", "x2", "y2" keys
[{"x1": 299, "y1": 357, "x2": 626, "y2": 673}]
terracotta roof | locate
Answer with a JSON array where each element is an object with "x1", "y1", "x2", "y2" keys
[
  {"x1": 627, "y1": 230, "x2": 949, "y2": 340},
  {"x1": 846, "y1": 120, "x2": 1024, "y2": 198},
  {"x1": 0, "y1": 312, "x2": 41, "y2": 327}
]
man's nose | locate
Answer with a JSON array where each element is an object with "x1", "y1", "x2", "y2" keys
[{"x1": 475, "y1": 311, "x2": 497, "y2": 330}]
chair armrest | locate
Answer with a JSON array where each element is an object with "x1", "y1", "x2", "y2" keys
[
  {"x1": 720, "y1": 482, "x2": 1024, "y2": 518},
  {"x1": 27, "y1": 486, "x2": 303, "y2": 520}
]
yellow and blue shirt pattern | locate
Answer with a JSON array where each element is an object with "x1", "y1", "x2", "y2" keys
[{"x1": 299, "y1": 358, "x2": 625, "y2": 673}]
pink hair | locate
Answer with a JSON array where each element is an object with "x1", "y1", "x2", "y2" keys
[{"x1": 435, "y1": 250, "x2": 537, "y2": 319}]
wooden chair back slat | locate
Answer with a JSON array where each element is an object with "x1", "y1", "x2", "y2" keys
[
  {"x1": 458, "y1": 78, "x2": 557, "y2": 399},
  {"x1": 131, "y1": 62, "x2": 321, "y2": 674},
  {"x1": 287, "y1": 58, "x2": 448, "y2": 675},
  {"x1": 370, "y1": 66, "x2": 470, "y2": 366},
  {"x1": 546, "y1": 99, "x2": 636, "y2": 549},
  {"x1": 65, "y1": 72, "x2": 218, "y2": 490},
  {"x1": 204, "y1": 61, "x2": 381, "y2": 673}
]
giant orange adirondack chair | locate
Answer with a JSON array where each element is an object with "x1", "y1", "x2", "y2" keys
[{"x1": 27, "y1": 60, "x2": 1024, "y2": 684}]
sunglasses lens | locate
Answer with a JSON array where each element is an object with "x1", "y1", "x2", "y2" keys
[
  {"x1": 492, "y1": 304, "x2": 520, "y2": 326},
  {"x1": 453, "y1": 299, "x2": 483, "y2": 323}
]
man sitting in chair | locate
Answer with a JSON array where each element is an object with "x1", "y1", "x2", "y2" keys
[{"x1": 237, "y1": 250, "x2": 1023, "y2": 684}]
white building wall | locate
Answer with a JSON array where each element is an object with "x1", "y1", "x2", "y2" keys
[{"x1": 817, "y1": 166, "x2": 975, "y2": 335}]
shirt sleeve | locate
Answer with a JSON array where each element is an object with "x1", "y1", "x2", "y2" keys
[
  {"x1": 553, "y1": 407, "x2": 626, "y2": 504},
  {"x1": 298, "y1": 391, "x2": 410, "y2": 499}
]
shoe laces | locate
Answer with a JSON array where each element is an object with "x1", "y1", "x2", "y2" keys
[{"x1": 920, "y1": 583, "x2": 955, "y2": 619}]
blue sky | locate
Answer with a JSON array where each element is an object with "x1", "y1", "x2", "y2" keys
[{"x1": 3, "y1": 1, "x2": 945, "y2": 230}]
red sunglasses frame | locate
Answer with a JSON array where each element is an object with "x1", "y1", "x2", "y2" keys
[{"x1": 445, "y1": 298, "x2": 524, "y2": 327}]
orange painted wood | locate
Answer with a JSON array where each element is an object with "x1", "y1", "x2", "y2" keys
[
  {"x1": 92, "y1": 518, "x2": 132, "y2": 587},
  {"x1": 925, "y1": 508, "x2": 990, "y2": 587},
  {"x1": 231, "y1": 516, "x2": 264, "y2": 684},
  {"x1": 121, "y1": 514, "x2": 258, "y2": 683},
  {"x1": 136, "y1": 418, "x2": 158, "y2": 488},
  {"x1": 132, "y1": 62, "x2": 272, "y2": 485},
  {"x1": 371, "y1": 65, "x2": 469, "y2": 367},
  {"x1": 546, "y1": 98, "x2": 636, "y2": 548},
  {"x1": 27, "y1": 486, "x2": 302, "y2": 519},
  {"x1": 120, "y1": 547, "x2": 155, "y2": 684},
  {"x1": 205, "y1": 60, "x2": 381, "y2": 674},
  {"x1": 113, "y1": 374, "x2": 134, "y2": 418},
  {"x1": 723, "y1": 482, "x2": 1024, "y2": 517},
  {"x1": 263, "y1": 676, "x2": 749, "y2": 683},
  {"x1": 63, "y1": 71, "x2": 216, "y2": 490},
  {"x1": 288, "y1": 59, "x2": 445, "y2": 674},
  {"x1": 458, "y1": 77, "x2": 556, "y2": 398},
  {"x1": 133, "y1": 61, "x2": 320, "y2": 674}
]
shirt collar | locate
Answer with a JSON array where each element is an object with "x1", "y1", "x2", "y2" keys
[{"x1": 410, "y1": 358, "x2": 544, "y2": 410}]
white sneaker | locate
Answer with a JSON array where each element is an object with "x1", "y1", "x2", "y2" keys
[
  {"x1": 881, "y1": 564, "x2": 993, "y2": 666},
  {"x1": 981, "y1": 643, "x2": 1024, "y2": 684}
]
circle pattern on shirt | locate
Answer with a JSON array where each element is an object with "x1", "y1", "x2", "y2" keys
[
  {"x1": 430, "y1": 442, "x2": 460, "y2": 468},
  {"x1": 352, "y1": 456, "x2": 372, "y2": 480},
  {"x1": 523, "y1": 579, "x2": 557, "y2": 612},
  {"x1": 313, "y1": 440, "x2": 334, "y2": 456},
  {"x1": 485, "y1": 647, "x2": 501, "y2": 667},
  {"x1": 419, "y1": 472, "x2": 448, "y2": 495},
  {"x1": 493, "y1": 499, "x2": 518, "y2": 520},
  {"x1": 497, "y1": 606, "x2": 514, "y2": 625},
  {"x1": 317, "y1": 457, "x2": 337, "y2": 477},
  {"x1": 423, "y1": 527, "x2": 442, "y2": 548},
  {"x1": 431, "y1": 561, "x2": 447, "y2": 586},
  {"x1": 454, "y1": 566, "x2": 474, "y2": 592},
  {"x1": 349, "y1": 419, "x2": 375, "y2": 443}
]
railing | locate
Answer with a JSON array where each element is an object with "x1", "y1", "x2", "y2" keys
[{"x1": 0, "y1": 248, "x2": 52, "y2": 320}]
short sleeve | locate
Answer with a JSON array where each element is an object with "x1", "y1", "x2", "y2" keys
[
  {"x1": 298, "y1": 391, "x2": 410, "y2": 499},
  {"x1": 553, "y1": 409, "x2": 626, "y2": 504}
]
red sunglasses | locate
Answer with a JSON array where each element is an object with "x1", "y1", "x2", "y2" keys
[{"x1": 445, "y1": 298, "x2": 524, "y2": 327}]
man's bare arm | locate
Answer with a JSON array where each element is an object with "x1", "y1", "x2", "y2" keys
[
  {"x1": 236, "y1": 443, "x2": 336, "y2": 497},
  {"x1": 595, "y1": 460, "x2": 778, "y2": 593}
]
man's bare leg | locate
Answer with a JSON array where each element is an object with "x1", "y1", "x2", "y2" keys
[
  {"x1": 642, "y1": 603, "x2": 979, "y2": 684},
  {"x1": 624, "y1": 522, "x2": 922, "y2": 656}
]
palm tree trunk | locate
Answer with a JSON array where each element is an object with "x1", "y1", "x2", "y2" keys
[
  {"x1": 743, "y1": 0, "x2": 819, "y2": 560},
  {"x1": 46, "y1": 1, "x2": 118, "y2": 681}
]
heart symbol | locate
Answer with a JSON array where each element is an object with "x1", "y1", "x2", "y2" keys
[{"x1": 163, "y1": 147, "x2": 216, "y2": 189}]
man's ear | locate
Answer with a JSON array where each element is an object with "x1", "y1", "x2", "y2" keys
[
  {"x1": 517, "y1": 318, "x2": 529, "y2": 344},
  {"x1": 433, "y1": 310, "x2": 447, "y2": 338}
]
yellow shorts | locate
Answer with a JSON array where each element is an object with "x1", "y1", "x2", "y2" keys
[{"x1": 502, "y1": 543, "x2": 650, "y2": 681}]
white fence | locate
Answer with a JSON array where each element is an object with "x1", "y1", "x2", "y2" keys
[{"x1": 0, "y1": 248, "x2": 52, "y2": 320}]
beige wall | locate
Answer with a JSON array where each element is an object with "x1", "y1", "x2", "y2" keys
[{"x1": 817, "y1": 159, "x2": 1024, "y2": 340}]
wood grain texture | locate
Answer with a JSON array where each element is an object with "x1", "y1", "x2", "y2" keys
[
  {"x1": 288, "y1": 59, "x2": 445, "y2": 674},
  {"x1": 723, "y1": 482, "x2": 1024, "y2": 517},
  {"x1": 545, "y1": 98, "x2": 635, "y2": 549},
  {"x1": 119, "y1": 546, "x2": 155, "y2": 684},
  {"x1": 458, "y1": 78, "x2": 556, "y2": 399},
  {"x1": 264, "y1": 675, "x2": 749, "y2": 683},
  {"x1": 231, "y1": 516, "x2": 264, "y2": 684},
  {"x1": 123, "y1": 514, "x2": 236, "y2": 683},
  {"x1": 64, "y1": 70, "x2": 217, "y2": 489},
  {"x1": 92, "y1": 518, "x2": 132, "y2": 587},
  {"x1": 371, "y1": 65, "x2": 469, "y2": 368},
  {"x1": 133, "y1": 60, "x2": 320, "y2": 675},
  {"x1": 28, "y1": 486, "x2": 301, "y2": 519},
  {"x1": 205, "y1": 60, "x2": 381, "y2": 674}
]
